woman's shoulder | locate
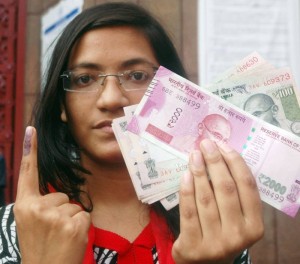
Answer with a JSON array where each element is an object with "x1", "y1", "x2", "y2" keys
[{"x1": 0, "y1": 203, "x2": 21, "y2": 263}]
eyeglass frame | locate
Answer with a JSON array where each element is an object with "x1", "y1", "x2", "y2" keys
[{"x1": 60, "y1": 66, "x2": 158, "y2": 93}]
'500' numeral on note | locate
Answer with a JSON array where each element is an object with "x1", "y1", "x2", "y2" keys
[{"x1": 167, "y1": 108, "x2": 183, "y2": 128}]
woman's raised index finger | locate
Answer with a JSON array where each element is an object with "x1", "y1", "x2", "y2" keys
[{"x1": 16, "y1": 126, "x2": 40, "y2": 199}]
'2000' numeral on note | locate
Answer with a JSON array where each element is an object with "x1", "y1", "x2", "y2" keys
[{"x1": 167, "y1": 108, "x2": 183, "y2": 128}]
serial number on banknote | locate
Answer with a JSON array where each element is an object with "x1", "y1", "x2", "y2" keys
[
  {"x1": 258, "y1": 186, "x2": 285, "y2": 202},
  {"x1": 237, "y1": 56, "x2": 259, "y2": 73},
  {"x1": 161, "y1": 87, "x2": 202, "y2": 109},
  {"x1": 264, "y1": 73, "x2": 291, "y2": 86},
  {"x1": 175, "y1": 94, "x2": 201, "y2": 109}
]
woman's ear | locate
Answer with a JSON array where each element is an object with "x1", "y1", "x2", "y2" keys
[{"x1": 61, "y1": 105, "x2": 68, "y2": 122}]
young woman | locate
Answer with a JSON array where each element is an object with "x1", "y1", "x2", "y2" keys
[{"x1": 0, "y1": 2, "x2": 264, "y2": 263}]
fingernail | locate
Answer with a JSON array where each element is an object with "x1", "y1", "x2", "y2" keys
[
  {"x1": 217, "y1": 141, "x2": 233, "y2": 153},
  {"x1": 191, "y1": 150, "x2": 203, "y2": 168},
  {"x1": 201, "y1": 139, "x2": 217, "y2": 153},
  {"x1": 23, "y1": 126, "x2": 33, "y2": 156}
]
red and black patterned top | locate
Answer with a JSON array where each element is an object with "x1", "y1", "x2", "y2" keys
[{"x1": 0, "y1": 204, "x2": 252, "y2": 264}]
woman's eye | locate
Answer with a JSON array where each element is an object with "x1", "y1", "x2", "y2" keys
[
  {"x1": 74, "y1": 74, "x2": 95, "y2": 86},
  {"x1": 130, "y1": 71, "x2": 148, "y2": 81}
]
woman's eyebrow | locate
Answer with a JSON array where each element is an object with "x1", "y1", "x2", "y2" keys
[
  {"x1": 69, "y1": 62, "x2": 102, "y2": 71},
  {"x1": 69, "y1": 59, "x2": 157, "y2": 71},
  {"x1": 121, "y1": 58, "x2": 157, "y2": 68}
]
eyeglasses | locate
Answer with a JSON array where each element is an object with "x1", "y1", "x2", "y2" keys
[{"x1": 60, "y1": 67, "x2": 157, "y2": 93}]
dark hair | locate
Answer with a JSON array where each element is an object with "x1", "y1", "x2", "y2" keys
[{"x1": 33, "y1": 2, "x2": 187, "y2": 238}]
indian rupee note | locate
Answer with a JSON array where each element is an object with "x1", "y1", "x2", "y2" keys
[
  {"x1": 208, "y1": 68, "x2": 300, "y2": 135},
  {"x1": 127, "y1": 66, "x2": 300, "y2": 217},
  {"x1": 112, "y1": 115, "x2": 180, "y2": 209}
]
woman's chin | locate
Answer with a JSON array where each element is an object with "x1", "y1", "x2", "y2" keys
[{"x1": 101, "y1": 147, "x2": 125, "y2": 163}]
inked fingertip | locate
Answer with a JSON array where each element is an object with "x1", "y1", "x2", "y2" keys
[{"x1": 23, "y1": 126, "x2": 33, "y2": 156}]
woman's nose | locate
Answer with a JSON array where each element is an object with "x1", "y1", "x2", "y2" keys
[{"x1": 95, "y1": 76, "x2": 129, "y2": 111}]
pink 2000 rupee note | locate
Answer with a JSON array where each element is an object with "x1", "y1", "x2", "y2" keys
[{"x1": 127, "y1": 66, "x2": 300, "y2": 217}]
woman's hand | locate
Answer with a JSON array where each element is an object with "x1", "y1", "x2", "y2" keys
[
  {"x1": 172, "y1": 139, "x2": 264, "y2": 264},
  {"x1": 13, "y1": 126, "x2": 91, "y2": 264}
]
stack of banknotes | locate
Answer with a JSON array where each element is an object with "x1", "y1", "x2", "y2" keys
[{"x1": 112, "y1": 52, "x2": 300, "y2": 217}]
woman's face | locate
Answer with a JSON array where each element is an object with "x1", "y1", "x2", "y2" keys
[{"x1": 61, "y1": 26, "x2": 159, "y2": 166}]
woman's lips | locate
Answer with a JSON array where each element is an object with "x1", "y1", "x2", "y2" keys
[
  {"x1": 100, "y1": 125, "x2": 114, "y2": 133},
  {"x1": 93, "y1": 120, "x2": 114, "y2": 134}
]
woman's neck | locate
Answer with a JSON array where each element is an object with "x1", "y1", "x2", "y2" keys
[
  {"x1": 81, "y1": 158, "x2": 150, "y2": 241},
  {"x1": 83, "y1": 158, "x2": 137, "y2": 202}
]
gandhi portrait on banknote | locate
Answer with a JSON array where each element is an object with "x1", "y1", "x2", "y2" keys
[
  {"x1": 243, "y1": 93, "x2": 281, "y2": 127},
  {"x1": 194, "y1": 114, "x2": 232, "y2": 148}
]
